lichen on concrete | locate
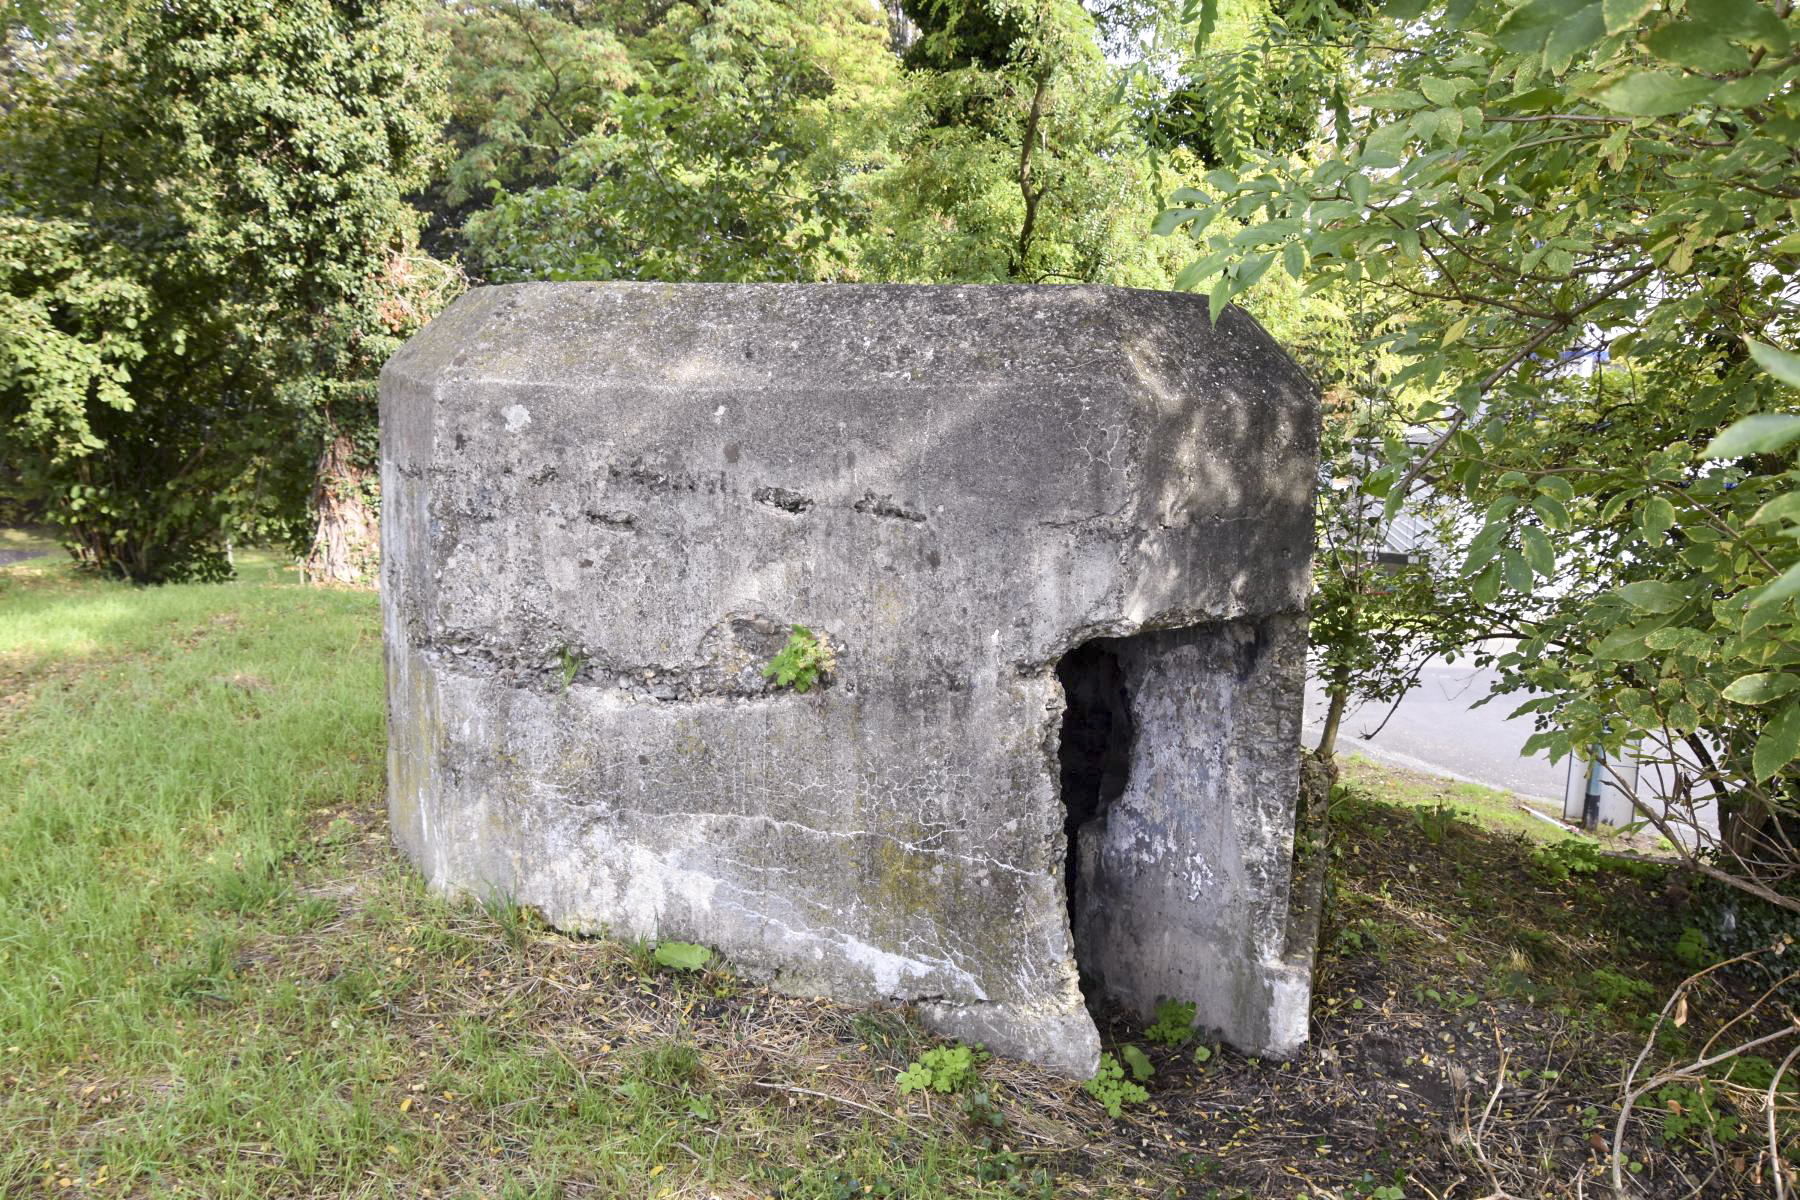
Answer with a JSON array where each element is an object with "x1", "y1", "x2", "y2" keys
[{"x1": 381, "y1": 282, "x2": 1319, "y2": 1077}]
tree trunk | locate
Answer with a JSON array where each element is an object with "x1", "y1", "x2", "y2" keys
[
  {"x1": 302, "y1": 432, "x2": 379, "y2": 587},
  {"x1": 1315, "y1": 672, "x2": 1349, "y2": 759},
  {"x1": 1010, "y1": 70, "x2": 1052, "y2": 280}
]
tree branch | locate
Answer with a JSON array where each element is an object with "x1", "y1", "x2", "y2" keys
[{"x1": 1392, "y1": 263, "x2": 1656, "y2": 500}]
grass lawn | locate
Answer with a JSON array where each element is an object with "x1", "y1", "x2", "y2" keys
[
  {"x1": 1333, "y1": 754, "x2": 1665, "y2": 848},
  {"x1": 2, "y1": 552, "x2": 1791, "y2": 1198},
  {"x1": 1337, "y1": 754, "x2": 1569, "y2": 843},
  {"x1": 0, "y1": 553, "x2": 1149, "y2": 1199},
  {"x1": 0, "y1": 525, "x2": 63, "y2": 565}
]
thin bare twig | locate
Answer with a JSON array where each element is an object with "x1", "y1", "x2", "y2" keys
[
  {"x1": 1769, "y1": 1042, "x2": 1800, "y2": 1200},
  {"x1": 750, "y1": 1079, "x2": 906, "y2": 1126}
]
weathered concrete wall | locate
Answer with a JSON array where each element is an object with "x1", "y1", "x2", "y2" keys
[{"x1": 380, "y1": 283, "x2": 1317, "y2": 1077}]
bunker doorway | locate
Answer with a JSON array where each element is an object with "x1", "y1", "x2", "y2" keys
[{"x1": 1056, "y1": 637, "x2": 1136, "y2": 992}]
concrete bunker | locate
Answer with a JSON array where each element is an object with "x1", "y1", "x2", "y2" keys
[{"x1": 380, "y1": 282, "x2": 1320, "y2": 1077}]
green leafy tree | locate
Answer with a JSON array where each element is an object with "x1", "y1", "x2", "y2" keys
[
  {"x1": 0, "y1": 1, "x2": 444, "y2": 582},
  {"x1": 863, "y1": 0, "x2": 1187, "y2": 284},
  {"x1": 420, "y1": 0, "x2": 632, "y2": 253},
  {"x1": 1308, "y1": 380, "x2": 1480, "y2": 756},
  {"x1": 0, "y1": 0, "x2": 117, "y2": 35},
  {"x1": 451, "y1": 0, "x2": 897, "y2": 283},
  {"x1": 1165, "y1": 0, "x2": 1800, "y2": 904},
  {"x1": 436, "y1": 0, "x2": 1190, "y2": 287},
  {"x1": 1144, "y1": 0, "x2": 1466, "y2": 746},
  {"x1": 1148, "y1": 0, "x2": 1364, "y2": 169}
]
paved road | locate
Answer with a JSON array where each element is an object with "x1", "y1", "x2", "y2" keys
[
  {"x1": 0, "y1": 548, "x2": 41, "y2": 567},
  {"x1": 1302, "y1": 664, "x2": 1567, "y2": 801}
]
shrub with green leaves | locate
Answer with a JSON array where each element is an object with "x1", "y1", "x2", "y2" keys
[
  {"x1": 1655, "y1": 1079, "x2": 1745, "y2": 1146},
  {"x1": 1163, "y1": 0, "x2": 1800, "y2": 916},
  {"x1": 896, "y1": 1043, "x2": 988, "y2": 1095},
  {"x1": 1528, "y1": 839, "x2": 1605, "y2": 885},
  {"x1": 1671, "y1": 926, "x2": 1711, "y2": 968},
  {"x1": 1145, "y1": 998, "x2": 1197, "y2": 1047},
  {"x1": 1082, "y1": 1052, "x2": 1148, "y2": 1117},
  {"x1": 1585, "y1": 967, "x2": 1655, "y2": 1010}
]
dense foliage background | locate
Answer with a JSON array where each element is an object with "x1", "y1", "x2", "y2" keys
[
  {"x1": 1164, "y1": 0, "x2": 1800, "y2": 910},
  {"x1": 1, "y1": 0, "x2": 444, "y2": 583},
  {"x1": 2, "y1": 0, "x2": 1796, "y2": 908},
  {"x1": 1, "y1": 0, "x2": 1232, "y2": 587}
]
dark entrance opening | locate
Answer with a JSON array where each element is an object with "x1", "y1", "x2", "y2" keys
[{"x1": 1056, "y1": 639, "x2": 1135, "y2": 984}]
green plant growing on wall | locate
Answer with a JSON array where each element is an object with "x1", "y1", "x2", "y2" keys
[
  {"x1": 558, "y1": 646, "x2": 584, "y2": 690},
  {"x1": 896, "y1": 1043, "x2": 988, "y2": 1094},
  {"x1": 1083, "y1": 1052, "x2": 1149, "y2": 1117},
  {"x1": 764, "y1": 625, "x2": 836, "y2": 693}
]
